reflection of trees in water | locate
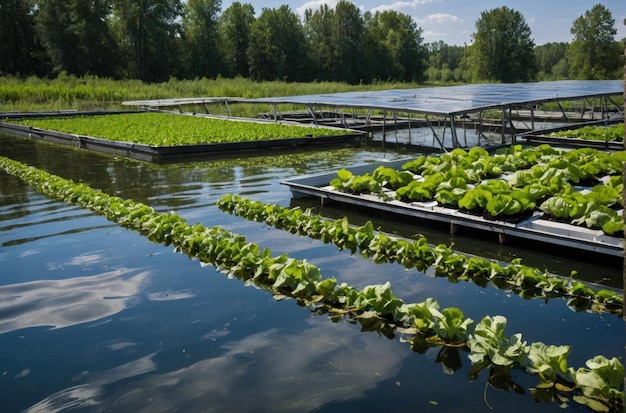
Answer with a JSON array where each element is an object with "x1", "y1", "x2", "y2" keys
[{"x1": 0, "y1": 173, "x2": 30, "y2": 206}]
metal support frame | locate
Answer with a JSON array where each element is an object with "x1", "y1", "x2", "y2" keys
[
  {"x1": 605, "y1": 96, "x2": 624, "y2": 117},
  {"x1": 306, "y1": 104, "x2": 319, "y2": 126},
  {"x1": 449, "y1": 114, "x2": 460, "y2": 148},
  {"x1": 425, "y1": 114, "x2": 446, "y2": 151}
]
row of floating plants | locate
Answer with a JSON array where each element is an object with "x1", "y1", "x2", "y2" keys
[
  {"x1": 328, "y1": 145, "x2": 625, "y2": 236},
  {"x1": 549, "y1": 123, "x2": 624, "y2": 143},
  {"x1": 0, "y1": 155, "x2": 622, "y2": 412},
  {"x1": 216, "y1": 194, "x2": 623, "y2": 316},
  {"x1": 3, "y1": 112, "x2": 352, "y2": 146}
]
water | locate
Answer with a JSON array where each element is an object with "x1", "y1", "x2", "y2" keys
[{"x1": 0, "y1": 133, "x2": 622, "y2": 412}]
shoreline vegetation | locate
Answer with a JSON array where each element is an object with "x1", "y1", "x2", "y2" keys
[{"x1": 0, "y1": 74, "x2": 426, "y2": 113}]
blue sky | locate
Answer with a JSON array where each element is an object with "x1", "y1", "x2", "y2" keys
[{"x1": 222, "y1": 0, "x2": 626, "y2": 46}]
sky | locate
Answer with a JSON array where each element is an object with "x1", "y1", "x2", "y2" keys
[{"x1": 221, "y1": 0, "x2": 626, "y2": 46}]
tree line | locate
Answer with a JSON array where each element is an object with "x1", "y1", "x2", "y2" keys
[{"x1": 1, "y1": 1, "x2": 623, "y2": 84}]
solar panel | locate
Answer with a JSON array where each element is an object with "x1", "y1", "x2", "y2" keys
[{"x1": 245, "y1": 80, "x2": 623, "y2": 116}]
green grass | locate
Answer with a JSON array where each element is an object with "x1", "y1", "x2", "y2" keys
[
  {"x1": 0, "y1": 73, "x2": 423, "y2": 113},
  {"x1": 8, "y1": 112, "x2": 353, "y2": 146}
]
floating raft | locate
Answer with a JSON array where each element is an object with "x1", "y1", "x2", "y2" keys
[
  {"x1": 518, "y1": 119, "x2": 623, "y2": 151},
  {"x1": 0, "y1": 111, "x2": 365, "y2": 163},
  {"x1": 282, "y1": 160, "x2": 624, "y2": 257}
]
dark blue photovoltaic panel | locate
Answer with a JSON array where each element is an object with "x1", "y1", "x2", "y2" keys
[
  {"x1": 245, "y1": 80, "x2": 623, "y2": 116},
  {"x1": 123, "y1": 80, "x2": 623, "y2": 117}
]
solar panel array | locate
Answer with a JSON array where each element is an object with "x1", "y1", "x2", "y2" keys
[
  {"x1": 245, "y1": 79, "x2": 623, "y2": 116},
  {"x1": 123, "y1": 80, "x2": 623, "y2": 117}
]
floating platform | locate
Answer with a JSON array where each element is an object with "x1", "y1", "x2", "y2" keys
[
  {"x1": 0, "y1": 111, "x2": 366, "y2": 163},
  {"x1": 282, "y1": 160, "x2": 624, "y2": 257},
  {"x1": 518, "y1": 119, "x2": 623, "y2": 151}
]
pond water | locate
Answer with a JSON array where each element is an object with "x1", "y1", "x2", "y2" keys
[{"x1": 0, "y1": 133, "x2": 622, "y2": 413}]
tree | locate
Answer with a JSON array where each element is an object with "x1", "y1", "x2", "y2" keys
[
  {"x1": 567, "y1": 4, "x2": 621, "y2": 79},
  {"x1": 35, "y1": 0, "x2": 74, "y2": 74},
  {"x1": 467, "y1": 6, "x2": 536, "y2": 83},
  {"x1": 35, "y1": 0, "x2": 118, "y2": 77},
  {"x1": 425, "y1": 41, "x2": 464, "y2": 83},
  {"x1": 219, "y1": 2, "x2": 255, "y2": 77},
  {"x1": 304, "y1": 0, "x2": 364, "y2": 84},
  {"x1": 111, "y1": 0, "x2": 183, "y2": 82},
  {"x1": 247, "y1": 6, "x2": 309, "y2": 82},
  {"x1": 0, "y1": 0, "x2": 46, "y2": 76},
  {"x1": 332, "y1": 0, "x2": 365, "y2": 84},
  {"x1": 361, "y1": 11, "x2": 393, "y2": 83},
  {"x1": 534, "y1": 42, "x2": 568, "y2": 80},
  {"x1": 181, "y1": 0, "x2": 223, "y2": 78},
  {"x1": 304, "y1": 4, "x2": 336, "y2": 81},
  {"x1": 364, "y1": 10, "x2": 426, "y2": 82}
]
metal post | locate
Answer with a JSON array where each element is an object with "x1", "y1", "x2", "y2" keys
[
  {"x1": 381, "y1": 111, "x2": 386, "y2": 149},
  {"x1": 407, "y1": 111, "x2": 412, "y2": 145},
  {"x1": 501, "y1": 107, "x2": 506, "y2": 144},
  {"x1": 425, "y1": 114, "x2": 445, "y2": 150},
  {"x1": 393, "y1": 111, "x2": 398, "y2": 148},
  {"x1": 449, "y1": 115, "x2": 459, "y2": 148},
  {"x1": 306, "y1": 105, "x2": 319, "y2": 126}
]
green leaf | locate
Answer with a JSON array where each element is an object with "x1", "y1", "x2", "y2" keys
[
  {"x1": 526, "y1": 342, "x2": 571, "y2": 382},
  {"x1": 467, "y1": 315, "x2": 528, "y2": 367},
  {"x1": 571, "y1": 356, "x2": 625, "y2": 404},
  {"x1": 433, "y1": 307, "x2": 473, "y2": 342}
]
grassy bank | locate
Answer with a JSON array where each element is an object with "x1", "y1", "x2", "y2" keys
[{"x1": 0, "y1": 74, "x2": 421, "y2": 112}]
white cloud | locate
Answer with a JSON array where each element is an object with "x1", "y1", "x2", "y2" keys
[
  {"x1": 420, "y1": 13, "x2": 461, "y2": 24},
  {"x1": 370, "y1": 0, "x2": 440, "y2": 14},
  {"x1": 296, "y1": 0, "x2": 338, "y2": 15},
  {"x1": 371, "y1": 1, "x2": 412, "y2": 13}
]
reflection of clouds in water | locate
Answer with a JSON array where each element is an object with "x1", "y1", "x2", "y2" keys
[
  {"x1": 19, "y1": 249, "x2": 40, "y2": 258},
  {"x1": 24, "y1": 353, "x2": 158, "y2": 413},
  {"x1": 27, "y1": 322, "x2": 407, "y2": 412},
  {"x1": 0, "y1": 268, "x2": 150, "y2": 334},
  {"x1": 146, "y1": 290, "x2": 194, "y2": 301},
  {"x1": 67, "y1": 252, "x2": 108, "y2": 266},
  {"x1": 106, "y1": 341, "x2": 141, "y2": 351},
  {"x1": 46, "y1": 250, "x2": 109, "y2": 271},
  {"x1": 46, "y1": 250, "x2": 119, "y2": 271}
]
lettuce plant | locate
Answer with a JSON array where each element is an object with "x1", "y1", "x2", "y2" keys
[
  {"x1": 467, "y1": 315, "x2": 528, "y2": 368},
  {"x1": 571, "y1": 356, "x2": 625, "y2": 412}
]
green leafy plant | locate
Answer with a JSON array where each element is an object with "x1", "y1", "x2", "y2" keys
[
  {"x1": 526, "y1": 342, "x2": 572, "y2": 383},
  {"x1": 372, "y1": 165, "x2": 415, "y2": 189},
  {"x1": 549, "y1": 123, "x2": 624, "y2": 142},
  {"x1": 432, "y1": 307, "x2": 474, "y2": 343},
  {"x1": 485, "y1": 190, "x2": 536, "y2": 218},
  {"x1": 8, "y1": 112, "x2": 352, "y2": 146},
  {"x1": 467, "y1": 315, "x2": 528, "y2": 368},
  {"x1": 571, "y1": 356, "x2": 625, "y2": 412},
  {"x1": 330, "y1": 168, "x2": 383, "y2": 195},
  {"x1": 217, "y1": 194, "x2": 624, "y2": 316},
  {"x1": 525, "y1": 342, "x2": 575, "y2": 405}
]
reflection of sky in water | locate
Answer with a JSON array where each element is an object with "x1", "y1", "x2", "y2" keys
[
  {"x1": 0, "y1": 268, "x2": 150, "y2": 333},
  {"x1": 25, "y1": 323, "x2": 409, "y2": 413}
]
